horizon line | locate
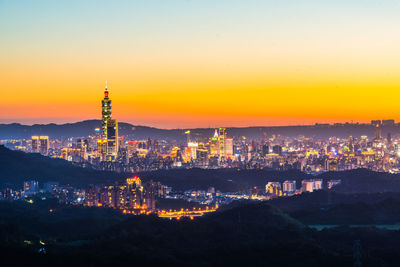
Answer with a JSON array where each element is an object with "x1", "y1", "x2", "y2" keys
[{"x1": 0, "y1": 118, "x2": 395, "y2": 130}]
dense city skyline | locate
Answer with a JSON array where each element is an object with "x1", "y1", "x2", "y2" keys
[{"x1": 2, "y1": 1, "x2": 400, "y2": 128}]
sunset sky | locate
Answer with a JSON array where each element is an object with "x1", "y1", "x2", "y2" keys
[{"x1": 1, "y1": 0, "x2": 400, "y2": 128}]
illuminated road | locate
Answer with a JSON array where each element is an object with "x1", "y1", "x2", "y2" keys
[{"x1": 157, "y1": 206, "x2": 218, "y2": 220}]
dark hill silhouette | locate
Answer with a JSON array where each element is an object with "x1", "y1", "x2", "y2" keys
[
  {"x1": 268, "y1": 190, "x2": 400, "y2": 224},
  {"x1": 137, "y1": 168, "x2": 311, "y2": 192},
  {"x1": 0, "y1": 145, "x2": 130, "y2": 188},
  {"x1": 2, "y1": 198, "x2": 399, "y2": 266},
  {"x1": 269, "y1": 190, "x2": 400, "y2": 212},
  {"x1": 292, "y1": 197, "x2": 400, "y2": 225},
  {"x1": 323, "y1": 168, "x2": 400, "y2": 193}
]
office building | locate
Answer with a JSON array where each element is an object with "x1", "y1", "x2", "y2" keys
[
  {"x1": 301, "y1": 180, "x2": 314, "y2": 193},
  {"x1": 31, "y1": 136, "x2": 39, "y2": 153},
  {"x1": 225, "y1": 138, "x2": 233, "y2": 159},
  {"x1": 314, "y1": 179, "x2": 323, "y2": 190},
  {"x1": 106, "y1": 119, "x2": 119, "y2": 161},
  {"x1": 282, "y1": 180, "x2": 296, "y2": 193},
  {"x1": 39, "y1": 136, "x2": 49, "y2": 155},
  {"x1": 218, "y1": 128, "x2": 226, "y2": 161}
]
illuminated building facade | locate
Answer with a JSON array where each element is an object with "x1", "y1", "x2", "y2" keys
[
  {"x1": 225, "y1": 138, "x2": 233, "y2": 159},
  {"x1": 314, "y1": 179, "x2": 323, "y2": 190},
  {"x1": 85, "y1": 185, "x2": 99, "y2": 207},
  {"x1": 61, "y1": 148, "x2": 82, "y2": 162},
  {"x1": 301, "y1": 180, "x2": 314, "y2": 193},
  {"x1": 31, "y1": 136, "x2": 39, "y2": 153},
  {"x1": 282, "y1": 180, "x2": 296, "y2": 193},
  {"x1": 97, "y1": 139, "x2": 107, "y2": 160},
  {"x1": 372, "y1": 120, "x2": 382, "y2": 141},
  {"x1": 84, "y1": 176, "x2": 163, "y2": 212},
  {"x1": 31, "y1": 136, "x2": 49, "y2": 155},
  {"x1": 106, "y1": 119, "x2": 119, "y2": 161},
  {"x1": 39, "y1": 136, "x2": 49, "y2": 155},
  {"x1": 218, "y1": 128, "x2": 226, "y2": 161},
  {"x1": 265, "y1": 182, "x2": 282, "y2": 196},
  {"x1": 187, "y1": 142, "x2": 198, "y2": 160}
]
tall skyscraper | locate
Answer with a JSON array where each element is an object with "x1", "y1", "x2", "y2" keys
[
  {"x1": 31, "y1": 136, "x2": 39, "y2": 153},
  {"x1": 225, "y1": 138, "x2": 233, "y2": 159},
  {"x1": 106, "y1": 119, "x2": 119, "y2": 161},
  {"x1": 218, "y1": 128, "x2": 226, "y2": 161},
  {"x1": 101, "y1": 81, "x2": 112, "y2": 140},
  {"x1": 39, "y1": 136, "x2": 49, "y2": 155},
  {"x1": 209, "y1": 130, "x2": 219, "y2": 156},
  {"x1": 374, "y1": 121, "x2": 382, "y2": 141}
]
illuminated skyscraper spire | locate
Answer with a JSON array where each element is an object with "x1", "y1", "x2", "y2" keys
[
  {"x1": 101, "y1": 81, "x2": 112, "y2": 139},
  {"x1": 104, "y1": 80, "x2": 109, "y2": 98}
]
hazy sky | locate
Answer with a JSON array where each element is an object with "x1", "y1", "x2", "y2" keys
[{"x1": 1, "y1": 0, "x2": 400, "y2": 128}]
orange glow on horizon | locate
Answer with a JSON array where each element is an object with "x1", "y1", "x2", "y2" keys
[{"x1": 3, "y1": 76, "x2": 400, "y2": 128}]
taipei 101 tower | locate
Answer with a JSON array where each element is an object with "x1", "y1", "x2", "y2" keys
[{"x1": 101, "y1": 81, "x2": 112, "y2": 139}]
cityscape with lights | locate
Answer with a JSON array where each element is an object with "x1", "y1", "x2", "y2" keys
[
  {"x1": 4, "y1": 1, "x2": 400, "y2": 266},
  {"x1": 2, "y1": 83, "x2": 399, "y2": 219},
  {"x1": 1, "y1": 85, "x2": 349, "y2": 218}
]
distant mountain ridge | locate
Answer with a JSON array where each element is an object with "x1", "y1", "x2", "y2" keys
[{"x1": 1, "y1": 119, "x2": 399, "y2": 140}]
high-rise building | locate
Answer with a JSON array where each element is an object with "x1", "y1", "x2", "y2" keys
[
  {"x1": 209, "y1": 130, "x2": 219, "y2": 156},
  {"x1": 106, "y1": 119, "x2": 119, "y2": 161},
  {"x1": 282, "y1": 180, "x2": 296, "y2": 193},
  {"x1": 76, "y1": 138, "x2": 87, "y2": 160},
  {"x1": 85, "y1": 185, "x2": 99, "y2": 207},
  {"x1": 196, "y1": 144, "x2": 209, "y2": 166},
  {"x1": 225, "y1": 138, "x2": 233, "y2": 159},
  {"x1": 372, "y1": 120, "x2": 382, "y2": 140},
  {"x1": 187, "y1": 142, "x2": 198, "y2": 160},
  {"x1": 101, "y1": 81, "x2": 112, "y2": 140},
  {"x1": 31, "y1": 136, "x2": 39, "y2": 153},
  {"x1": 301, "y1": 180, "x2": 314, "y2": 193},
  {"x1": 126, "y1": 176, "x2": 142, "y2": 208},
  {"x1": 314, "y1": 179, "x2": 323, "y2": 190},
  {"x1": 265, "y1": 182, "x2": 282, "y2": 196},
  {"x1": 218, "y1": 128, "x2": 226, "y2": 161},
  {"x1": 97, "y1": 139, "x2": 107, "y2": 160},
  {"x1": 39, "y1": 136, "x2": 49, "y2": 155}
]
